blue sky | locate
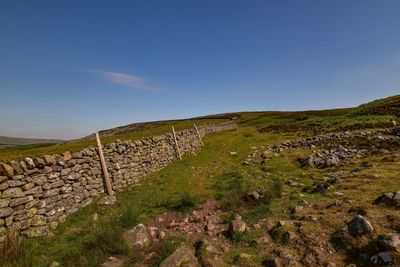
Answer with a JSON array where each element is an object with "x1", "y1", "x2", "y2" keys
[{"x1": 1, "y1": 0, "x2": 399, "y2": 139}]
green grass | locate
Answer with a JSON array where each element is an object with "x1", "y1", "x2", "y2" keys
[
  {"x1": 2, "y1": 127, "x2": 397, "y2": 266},
  {"x1": 2, "y1": 94, "x2": 399, "y2": 266},
  {"x1": 4, "y1": 127, "x2": 299, "y2": 267}
]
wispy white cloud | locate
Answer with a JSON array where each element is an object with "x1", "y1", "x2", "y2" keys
[{"x1": 88, "y1": 69, "x2": 161, "y2": 91}]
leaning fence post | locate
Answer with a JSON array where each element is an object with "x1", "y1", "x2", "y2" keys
[
  {"x1": 193, "y1": 123, "x2": 204, "y2": 146},
  {"x1": 95, "y1": 132, "x2": 114, "y2": 196},
  {"x1": 172, "y1": 126, "x2": 182, "y2": 160},
  {"x1": 209, "y1": 123, "x2": 215, "y2": 133}
]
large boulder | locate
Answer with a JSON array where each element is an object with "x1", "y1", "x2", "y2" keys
[
  {"x1": 123, "y1": 224, "x2": 150, "y2": 250},
  {"x1": 347, "y1": 215, "x2": 373, "y2": 236},
  {"x1": 160, "y1": 245, "x2": 200, "y2": 267}
]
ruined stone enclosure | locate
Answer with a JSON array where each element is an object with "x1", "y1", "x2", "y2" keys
[{"x1": 0, "y1": 122, "x2": 237, "y2": 240}]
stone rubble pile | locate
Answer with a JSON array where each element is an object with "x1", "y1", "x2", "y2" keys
[
  {"x1": 244, "y1": 127, "x2": 400, "y2": 167},
  {"x1": 299, "y1": 146, "x2": 366, "y2": 169},
  {"x1": 374, "y1": 191, "x2": 400, "y2": 207}
]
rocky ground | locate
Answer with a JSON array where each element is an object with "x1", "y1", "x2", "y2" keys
[{"x1": 97, "y1": 127, "x2": 400, "y2": 267}]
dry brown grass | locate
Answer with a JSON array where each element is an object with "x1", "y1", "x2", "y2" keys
[{"x1": 0, "y1": 227, "x2": 21, "y2": 266}]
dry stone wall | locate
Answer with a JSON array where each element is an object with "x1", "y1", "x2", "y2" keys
[{"x1": 0, "y1": 122, "x2": 236, "y2": 240}]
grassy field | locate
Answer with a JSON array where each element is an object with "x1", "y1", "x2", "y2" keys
[
  {"x1": 4, "y1": 124, "x2": 398, "y2": 266},
  {"x1": 1, "y1": 127, "x2": 299, "y2": 266},
  {"x1": 1, "y1": 94, "x2": 399, "y2": 266}
]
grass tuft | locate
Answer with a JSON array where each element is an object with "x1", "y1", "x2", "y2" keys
[
  {"x1": 0, "y1": 227, "x2": 20, "y2": 267},
  {"x1": 82, "y1": 219, "x2": 128, "y2": 256}
]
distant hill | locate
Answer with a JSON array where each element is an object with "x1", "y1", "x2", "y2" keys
[
  {"x1": 0, "y1": 136, "x2": 65, "y2": 149},
  {"x1": 80, "y1": 117, "x2": 229, "y2": 140},
  {"x1": 81, "y1": 94, "x2": 399, "y2": 139}
]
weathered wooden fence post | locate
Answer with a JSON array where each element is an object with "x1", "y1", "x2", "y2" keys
[
  {"x1": 193, "y1": 123, "x2": 204, "y2": 146},
  {"x1": 172, "y1": 126, "x2": 182, "y2": 160},
  {"x1": 95, "y1": 132, "x2": 114, "y2": 196},
  {"x1": 209, "y1": 123, "x2": 215, "y2": 133}
]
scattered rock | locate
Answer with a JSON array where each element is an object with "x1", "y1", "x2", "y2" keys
[
  {"x1": 123, "y1": 224, "x2": 150, "y2": 250},
  {"x1": 159, "y1": 245, "x2": 200, "y2": 267},
  {"x1": 101, "y1": 256, "x2": 124, "y2": 267},
  {"x1": 370, "y1": 251, "x2": 400, "y2": 266},
  {"x1": 300, "y1": 215, "x2": 317, "y2": 222},
  {"x1": 346, "y1": 215, "x2": 373, "y2": 236},
  {"x1": 98, "y1": 195, "x2": 117, "y2": 205},
  {"x1": 311, "y1": 177, "x2": 338, "y2": 194},
  {"x1": 195, "y1": 239, "x2": 225, "y2": 266},
  {"x1": 147, "y1": 226, "x2": 165, "y2": 241},
  {"x1": 291, "y1": 206, "x2": 304, "y2": 214},
  {"x1": 246, "y1": 191, "x2": 261, "y2": 202},
  {"x1": 377, "y1": 233, "x2": 400, "y2": 252},
  {"x1": 283, "y1": 231, "x2": 298, "y2": 243},
  {"x1": 275, "y1": 250, "x2": 299, "y2": 266},
  {"x1": 49, "y1": 261, "x2": 60, "y2": 267},
  {"x1": 374, "y1": 191, "x2": 400, "y2": 207},
  {"x1": 252, "y1": 235, "x2": 270, "y2": 246},
  {"x1": 228, "y1": 214, "x2": 246, "y2": 236},
  {"x1": 286, "y1": 180, "x2": 299, "y2": 187}
]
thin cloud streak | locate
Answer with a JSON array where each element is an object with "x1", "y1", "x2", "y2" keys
[{"x1": 88, "y1": 69, "x2": 161, "y2": 91}]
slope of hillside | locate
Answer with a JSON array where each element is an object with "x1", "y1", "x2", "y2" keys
[
  {"x1": 350, "y1": 94, "x2": 400, "y2": 116},
  {"x1": 0, "y1": 94, "x2": 398, "y2": 162}
]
